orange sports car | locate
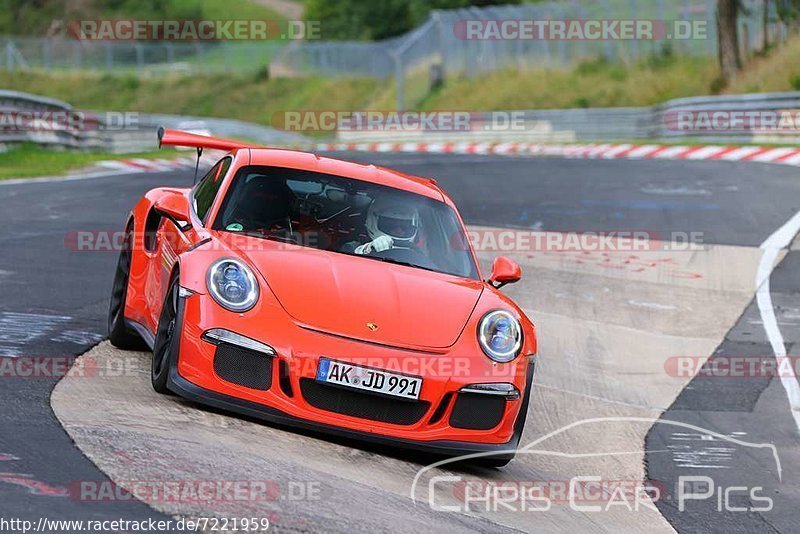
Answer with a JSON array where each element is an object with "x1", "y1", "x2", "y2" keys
[{"x1": 108, "y1": 128, "x2": 537, "y2": 466}]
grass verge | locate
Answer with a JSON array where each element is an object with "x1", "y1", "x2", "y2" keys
[{"x1": 0, "y1": 143, "x2": 179, "y2": 180}]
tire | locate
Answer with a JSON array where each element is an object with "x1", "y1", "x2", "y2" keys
[
  {"x1": 151, "y1": 273, "x2": 180, "y2": 394},
  {"x1": 108, "y1": 228, "x2": 147, "y2": 350}
]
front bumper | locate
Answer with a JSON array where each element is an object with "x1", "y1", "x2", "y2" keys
[
  {"x1": 165, "y1": 291, "x2": 534, "y2": 458},
  {"x1": 168, "y1": 362, "x2": 534, "y2": 459}
]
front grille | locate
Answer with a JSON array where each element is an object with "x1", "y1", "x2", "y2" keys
[
  {"x1": 300, "y1": 378, "x2": 429, "y2": 425},
  {"x1": 449, "y1": 392, "x2": 506, "y2": 430},
  {"x1": 213, "y1": 343, "x2": 273, "y2": 391}
]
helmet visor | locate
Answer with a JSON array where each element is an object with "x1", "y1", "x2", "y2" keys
[{"x1": 377, "y1": 215, "x2": 416, "y2": 239}]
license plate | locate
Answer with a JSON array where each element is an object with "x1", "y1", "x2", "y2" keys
[{"x1": 316, "y1": 358, "x2": 422, "y2": 400}]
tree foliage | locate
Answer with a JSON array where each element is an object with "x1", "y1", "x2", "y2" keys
[
  {"x1": 305, "y1": 0, "x2": 522, "y2": 41},
  {"x1": 775, "y1": 0, "x2": 800, "y2": 20}
]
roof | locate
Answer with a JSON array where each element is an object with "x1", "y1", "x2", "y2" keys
[
  {"x1": 245, "y1": 148, "x2": 445, "y2": 202},
  {"x1": 156, "y1": 127, "x2": 446, "y2": 202}
]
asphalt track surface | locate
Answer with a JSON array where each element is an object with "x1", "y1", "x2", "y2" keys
[{"x1": 1, "y1": 152, "x2": 800, "y2": 532}]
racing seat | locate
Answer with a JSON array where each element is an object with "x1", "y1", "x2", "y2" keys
[{"x1": 229, "y1": 176, "x2": 295, "y2": 230}]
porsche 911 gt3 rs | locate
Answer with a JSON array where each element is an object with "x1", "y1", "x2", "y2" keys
[{"x1": 108, "y1": 128, "x2": 537, "y2": 466}]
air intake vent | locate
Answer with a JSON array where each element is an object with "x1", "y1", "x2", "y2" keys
[
  {"x1": 449, "y1": 393, "x2": 506, "y2": 430},
  {"x1": 278, "y1": 359, "x2": 294, "y2": 398},
  {"x1": 213, "y1": 343, "x2": 273, "y2": 391},
  {"x1": 300, "y1": 378, "x2": 429, "y2": 425},
  {"x1": 428, "y1": 392, "x2": 453, "y2": 425}
]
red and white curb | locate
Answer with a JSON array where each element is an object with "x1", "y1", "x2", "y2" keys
[
  {"x1": 91, "y1": 143, "x2": 800, "y2": 176},
  {"x1": 312, "y1": 142, "x2": 800, "y2": 166}
]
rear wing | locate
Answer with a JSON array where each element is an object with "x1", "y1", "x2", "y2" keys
[{"x1": 157, "y1": 127, "x2": 265, "y2": 151}]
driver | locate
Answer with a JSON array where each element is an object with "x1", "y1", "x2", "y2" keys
[{"x1": 346, "y1": 197, "x2": 419, "y2": 255}]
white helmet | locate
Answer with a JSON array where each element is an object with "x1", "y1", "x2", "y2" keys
[{"x1": 365, "y1": 197, "x2": 419, "y2": 247}]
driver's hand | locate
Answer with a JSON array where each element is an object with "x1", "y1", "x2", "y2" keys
[{"x1": 355, "y1": 235, "x2": 393, "y2": 255}]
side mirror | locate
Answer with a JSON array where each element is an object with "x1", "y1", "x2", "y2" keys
[
  {"x1": 154, "y1": 193, "x2": 191, "y2": 231},
  {"x1": 488, "y1": 256, "x2": 521, "y2": 289}
]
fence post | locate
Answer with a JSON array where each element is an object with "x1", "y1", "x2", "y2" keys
[
  {"x1": 600, "y1": 0, "x2": 615, "y2": 61},
  {"x1": 223, "y1": 43, "x2": 232, "y2": 73},
  {"x1": 394, "y1": 52, "x2": 404, "y2": 111},
  {"x1": 706, "y1": 0, "x2": 717, "y2": 56},
  {"x1": 43, "y1": 39, "x2": 51, "y2": 69},
  {"x1": 629, "y1": 0, "x2": 639, "y2": 61},
  {"x1": 433, "y1": 11, "x2": 446, "y2": 80},
  {"x1": 5, "y1": 41, "x2": 12, "y2": 71}
]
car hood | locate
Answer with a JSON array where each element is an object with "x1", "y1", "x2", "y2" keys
[{"x1": 219, "y1": 234, "x2": 483, "y2": 350}]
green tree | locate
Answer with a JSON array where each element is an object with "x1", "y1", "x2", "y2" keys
[{"x1": 305, "y1": 0, "x2": 522, "y2": 41}]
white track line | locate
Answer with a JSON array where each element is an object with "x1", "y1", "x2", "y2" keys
[{"x1": 757, "y1": 210, "x2": 800, "y2": 433}]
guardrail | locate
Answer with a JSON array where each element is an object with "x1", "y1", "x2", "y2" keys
[
  {"x1": 0, "y1": 91, "x2": 308, "y2": 153},
  {"x1": 0, "y1": 90, "x2": 108, "y2": 149},
  {"x1": 337, "y1": 91, "x2": 800, "y2": 146},
  {"x1": 2, "y1": 90, "x2": 798, "y2": 154}
]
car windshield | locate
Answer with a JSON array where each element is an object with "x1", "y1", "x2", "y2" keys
[{"x1": 212, "y1": 166, "x2": 479, "y2": 280}]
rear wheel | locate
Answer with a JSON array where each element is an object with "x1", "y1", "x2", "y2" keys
[
  {"x1": 151, "y1": 274, "x2": 180, "y2": 394},
  {"x1": 108, "y1": 228, "x2": 146, "y2": 350}
]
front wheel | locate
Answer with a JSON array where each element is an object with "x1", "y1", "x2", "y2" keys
[
  {"x1": 151, "y1": 274, "x2": 180, "y2": 394},
  {"x1": 108, "y1": 228, "x2": 146, "y2": 350}
]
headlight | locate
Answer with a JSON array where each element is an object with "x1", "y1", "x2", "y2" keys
[
  {"x1": 207, "y1": 258, "x2": 259, "y2": 312},
  {"x1": 478, "y1": 310, "x2": 522, "y2": 363}
]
